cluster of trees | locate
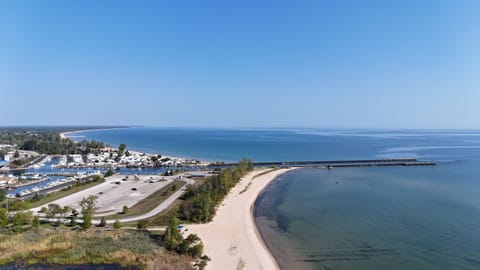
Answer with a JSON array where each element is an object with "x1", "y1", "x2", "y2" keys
[
  {"x1": 0, "y1": 208, "x2": 39, "y2": 230},
  {"x1": 179, "y1": 158, "x2": 253, "y2": 223},
  {"x1": 163, "y1": 216, "x2": 204, "y2": 258},
  {"x1": 1, "y1": 199, "x2": 28, "y2": 211},
  {"x1": 44, "y1": 204, "x2": 71, "y2": 218},
  {"x1": 0, "y1": 128, "x2": 106, "y2": 155}
]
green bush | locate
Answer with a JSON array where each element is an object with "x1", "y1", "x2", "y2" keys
[
  {"x1": 113, "y1": 220, "x2": 121, "y2": 229},
  {"x1": 99, "y1": 217, "x2": 106, "y2": 227},
  {"x1": 13, "y1": 211, "x2": 33, "y2": 227}
]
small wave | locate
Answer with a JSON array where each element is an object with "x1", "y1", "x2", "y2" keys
[
  {"x1": 382, "y1": 146, "x2": 480, "y2": 153},
  {"x1": 293, "y1": 130, "x2": 480, "y2": 139},
  {"x1": 376, "y1": 152, "x2": 421, "y2": 159}
]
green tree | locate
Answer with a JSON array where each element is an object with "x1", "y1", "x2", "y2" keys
[
  {"x1": 62, "y1": 206, "x2": 71, "y2": 218},
  {"x1": 118, "y1": 143, "x2": 127, "y2": 156},
  {"x1": 189, "y1": 241, "x2": 204, "y2": 258},
  {"x1": 137, "y1": 219, "x2": 149, "y2": 231},
  {"x1": 163, "y1": 215, "x2": 183, "y2": 250},
  {"x1": 46, "y1": 203, "x2": 62, "y2": 222},
  {"x1": 179, "y1": 159, "x2": 254, "y2": 223},
  {"x1": 113, "y1": 219, "x2": 121, "y2": 229},
  {"x1": 12, "y1": 211, "x2": 33, "y2": 227},
  {"x1": 80, "y1": 195, "x2": 97, "y2": 229},
  {"x1": 32, "y1": 215, "x2": 40, "y2": 227},
  {"x1": 0, "y1": 189, "x2": 5, "y2": 201},
  {"x1": 122, "y1": 205, "x2": 129, "y2": 214},
  {"x1": 99, "y1": 217, "x2": 106, "y2": 227},
  {"x1": 83, "y1": 214, "x2": 92, "y2": 229},
  {"x1": 0, "y1": 208, "x2": 8, "y2": 227},
  {"x1": 176, "y1": 240, "x2": 189, "y2": 254},
  {"x1": 104, "y1": 169, "x2": 114, "y2": 177},
  {"x1": 9, "y1": 200, "x2": 28, "y2": 211}
]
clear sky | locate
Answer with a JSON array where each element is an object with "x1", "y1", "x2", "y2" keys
[{"x1": 1, "y1": 0, "x2": 479, "y2": 129}]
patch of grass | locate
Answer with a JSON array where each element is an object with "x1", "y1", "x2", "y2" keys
[
  {"x1": 0, "y1": 228, "x2": 194, "y2": 269},
  {"x1": 27, "y1": 180, "x2": 105, "y2": 208},
  {"x1": 146, "y1": 200, "x2": 184, "y2": 226},
  {"x1": 120, "y1": 200, "x2": 183, "y2": 228},
  {"x1": 239, "y1": 182, "x2": 252, "y2": 194},
  {"x1": 100, "y1": 180, "x2": 186, "y2": 219},
  {"x1": 239, "y1": 168, "x2": 279, "y2": 194},
  {"x1": 252, "y1": 168, "x2": 280, "y2": 180}
]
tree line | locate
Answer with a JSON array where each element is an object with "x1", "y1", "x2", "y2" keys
[
  {"x1": 179, "y1": 158, "x2": 254, "y2": 223},
  {"x1": 0, "y1": 129, "x2": 106, "y2": 155}
]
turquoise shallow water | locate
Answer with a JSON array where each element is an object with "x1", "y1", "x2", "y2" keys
[
  {"x1": 255, "y1": 163, "x2": 480, "y2": 270},
  {"x1": 71, "y1": 127, "x2": 480, "y2": 269}
]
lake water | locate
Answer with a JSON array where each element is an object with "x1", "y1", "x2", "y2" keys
[{"x1": 70, "y1": 127, "x2": 480, "y2": 269}]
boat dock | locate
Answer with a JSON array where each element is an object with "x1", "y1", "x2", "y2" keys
[
  {"x1": 214, "y1": 158, "x2": 436, "y2": 168},
  {"x1": 23, "y1": 172, "x2": 77, "y2": 177}
]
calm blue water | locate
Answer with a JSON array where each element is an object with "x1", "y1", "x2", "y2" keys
[
  {"x1": 70, "y1": 127, "x2": 480, "y2": 269},
  {"x1": 70, "y1": 127, "x2": 480, "y2": 162}
]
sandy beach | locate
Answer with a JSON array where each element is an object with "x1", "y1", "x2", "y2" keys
[
  {"x1": 187, "y1": 168, "x2": 294, "y2": 270},
  {"x1": 59, "y1": 127, "x2": 128, "y2": 139}
]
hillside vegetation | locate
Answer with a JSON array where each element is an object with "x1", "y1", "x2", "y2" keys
[{"x1": 0, "y1": 229, "x2": 194, "y2": 270}]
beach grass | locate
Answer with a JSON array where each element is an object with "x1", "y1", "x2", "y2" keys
[
  {"x1": 240, "y1": 168, "x2": 279, "y2": 194},
  {"x1": 0, "y1": 228, "x2": 194, "y2": 269}
]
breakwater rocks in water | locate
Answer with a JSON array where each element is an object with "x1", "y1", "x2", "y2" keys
[{"x1": 221, "y1": 158, "x2": 436, "y2": 168}]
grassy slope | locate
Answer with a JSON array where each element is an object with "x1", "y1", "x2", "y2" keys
[{"x1": 0, "y1": 228, "x2": 193, "y2": 270}]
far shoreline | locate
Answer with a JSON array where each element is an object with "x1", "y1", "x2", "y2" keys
[
  {"x1": 60, "y1": 127, "x2": 228, "y2": 164},
  {"x1": 60, "y1": 126, "x2": 132, "y2": 140}
]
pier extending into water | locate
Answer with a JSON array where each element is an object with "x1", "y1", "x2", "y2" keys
[{"x1": 213, "y1": 158, "x2": 436, "y2": 168}]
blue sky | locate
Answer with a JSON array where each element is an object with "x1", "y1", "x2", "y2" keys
[{"x1": 1, "y1": 0, "x2": 479, "y2": 128}]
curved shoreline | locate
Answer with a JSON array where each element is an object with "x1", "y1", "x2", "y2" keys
[
  {"x1": 60, "y1": 127, "x2": 217, "y2": 162},
  {"x1": 187, "y1": 168, "x2": 294, "y2": 270},
  {"x1": 60, "y1": 127, "x2": 131, "y2": 140},
  {"x1": 252, "y1": 181, "x2": 283, "y2": 270}
]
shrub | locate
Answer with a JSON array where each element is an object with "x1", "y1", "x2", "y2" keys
[
  {"x1": 104, "y1": 169, "x2": 114, "y2": 177},
  {"x1": 13, "y1": 211, "x2": 33, "y2": 227},
  {"x1": 137, "y1": 219, "x2": 149, "y2": 231},
  {"x1": 113, "y1": 220, "x2": 121, "y2": 229},
  {"x1": 32, "y1": 216, "x2": 40, "y2": 227},
  {"x1": 99, "y1": 217, "x2": 107, "y2": 227},
  {"x1": 0, "y1": 208, "x2": 8, "y2": 227}
]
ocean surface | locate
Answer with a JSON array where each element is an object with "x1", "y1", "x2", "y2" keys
[{"x1": 70, "y1": 127, "x2": 480, "y2": 269}]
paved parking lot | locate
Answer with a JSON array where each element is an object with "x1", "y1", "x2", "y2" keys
[{"x1": 32, "y1": 174, "x2": 175, "y2": 216}]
